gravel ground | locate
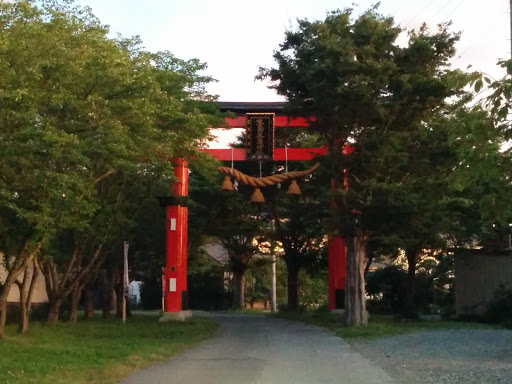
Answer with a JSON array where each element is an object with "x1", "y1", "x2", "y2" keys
[{"x1": 351, "y1": 329, "x2": 512, "y2": 384}]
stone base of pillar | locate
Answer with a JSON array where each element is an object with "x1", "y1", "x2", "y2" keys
[{"x1": 158, "y1": 310, "x2": 193, "y2": 322}]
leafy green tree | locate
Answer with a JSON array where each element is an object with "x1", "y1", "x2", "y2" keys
[
  {"x1": 0, "y1": 0, "x2": 96, "y2": 335},
  {"x1": 190, "y1": 173, "x2": 266, "y2": 310},
  {"x1": 269, "y1": 164, "x2": 328, "y2": 311},
  {"x1": 484, "y1": 59, "x2": 512, "y2": 137},
  {"x1": 259, "y1": 6, "x2": 476, "y2": 325},
  {"x1": 0, "y1": 0, "x2": 219, "y2": 332}
]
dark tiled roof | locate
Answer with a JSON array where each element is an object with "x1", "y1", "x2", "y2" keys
[
  {"x1": 216, "y1": 101, "x2": 286, "y2": 113},
  {"x1": 200, "y1": 243, "x2": 230, "y2": 265}
]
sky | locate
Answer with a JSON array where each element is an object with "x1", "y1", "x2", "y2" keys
[{"x1": 74, "y1": 0, "x2": 511, "y2": 146}]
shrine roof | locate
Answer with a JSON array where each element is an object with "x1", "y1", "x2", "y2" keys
[{"x1": 217, "y1": 101, "x2": 286, "y2": 113}]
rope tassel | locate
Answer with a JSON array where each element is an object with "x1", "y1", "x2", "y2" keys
[{"x1": 251, "y1": 188, "x2": 265, "y2": 203}]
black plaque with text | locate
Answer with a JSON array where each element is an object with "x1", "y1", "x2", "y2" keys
[{"x1": 246, "y1": 113, "x2": 274, "y2": 160}]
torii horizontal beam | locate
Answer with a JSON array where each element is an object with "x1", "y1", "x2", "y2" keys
[
  {"x1": 199, "y1": 146, "x2": 327, "y2": 161},
  {"x1": 224, "y1": 116, "x2": 313, "y2": 128}
]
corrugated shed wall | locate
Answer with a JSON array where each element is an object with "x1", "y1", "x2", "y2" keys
[{"x1": 455, "y1": 253, "x2": 512, "y2": 316}]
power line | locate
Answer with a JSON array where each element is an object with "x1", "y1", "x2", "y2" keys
[
  {"x1": 443, "y1": 0, "x2": 466, "y2": 23},
  {"x1": 396, "y1": 0, "x2": 440, "y2": 30},
  {"x1": 452, "y1": 5, "x2": 509, "y2": 64},
  {"x1": 429, "y1": 0, "x2": 453, "y2": 20}
]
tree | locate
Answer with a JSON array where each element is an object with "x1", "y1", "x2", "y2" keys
[
  {"x1": 485, "y1": 59, "x2": 512, "y2": 138},
  {"x1": 190, "y1": 173, "x2": 265, "y2": 310},
  {"x1": 0, "y1": 0, "x2": 219, "y2": 332},
  {"x1": 232, "y1": 127, "x2": 329, "y2": 311},
  {"x1": 0, "y1": 0, "x2": 98, "y2": 335},
  {"x1": 270, "y1": 186, "x2": 327, "y2": 311},
  {"x1": 259, "y1": 6, "x2": 475, "y2": 325}
]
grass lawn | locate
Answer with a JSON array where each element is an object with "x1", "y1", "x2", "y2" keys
[
  {"x1": 275, "y1": 311, "x2": 500, "y2": 341},
  {"x1": 0, "y1": 315, "x2": 218, "y2": 384}
]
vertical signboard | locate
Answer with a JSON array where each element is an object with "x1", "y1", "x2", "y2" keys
[{"x1": 246, "y1": 113, "x2": 275, "y2": 160}]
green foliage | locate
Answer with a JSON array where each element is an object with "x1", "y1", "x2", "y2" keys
[
  {"x1": 366, "y1": 257, "x2": 456, "y2": 316},
  {"x1": 485, "y1": 286, "x2": 512, "y2": 328},
  {"x1": 298, "y1": 270, "x2": 328, "y2": 309},
  {"x1": 485, "y1": 59, "x2": 512, "y2": 135},
  {"x1": 190, "y1": 174, "x2": 265, "y2": 273},
  {"x1": 245, "y1": 257, "x2": 271, "y2": 306},
  {"x1": 0, "y1": 0, "x2": 221, "y2": 327},
  {"x1": 258, "y1": 5, "x2": 485, "y2": 243},
  {"x1": 139, "y1": 279, "x2": 162, "y2": 310},
  {"x1": 258, "y1": 5, "x2": 485, "y2": 325},
  {"x1": 366, "y1": 266, "x2": 408, "y2": 313},
  {"x1": 187, "y1": 249, "x2": 232, "y2": 311}
]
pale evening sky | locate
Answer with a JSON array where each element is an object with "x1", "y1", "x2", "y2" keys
[{"x1": 74, "y1": 0, "x2": 510, "y2": 146}]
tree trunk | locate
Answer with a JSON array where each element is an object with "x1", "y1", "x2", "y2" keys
[
  {"x1": 18, "y1": 260, "x2": 39, "y2": 334},
  {"x1": 19, "y1": 301, "x2": 29, "y2": 334},
  {"x1": 83, "y1": 285, "x2": 95, "y2": 319},
  {"x1": 102, "y1": 288, "x2": 112, "y2": 319},
  {"x1": 46, "y1": 297, "x2": 63, "y2": 326},
  {"x1": 345, "y1": 234, "x2": 368, "y2": 327},
  {"x1": 232, "y1": 271, "x2": 246, "y2": 310},
  {"x1": 68, "y1": 285, "x2": 82, "y2": 322},
  {"x1": 101, "y1": 269, "x2": 115, "y2": 319},
  {"x1": 126, "y1": 296, "x2": 132, "y2": 317},
  {"x1": 404, "y1": 250, "x2": 419, "y2": 318},
  {"x1": 103, "y1": 285, "x2": 116, "y2": 319},
  {"x1": 0, "y1": 282, "x2": 13, "y2": 339},
  {"x1": 115, "y1": 280, "x2": 123, "y2": 318},
  {"x1": 0, "y1": 243, "x2": 40, "y2": 338},
  {"x1": 286, "y1": 261, "x2": 300, "y2": 311},
  {"x1": 364, "y1": 253, "x2": 373, "y2": 279}
]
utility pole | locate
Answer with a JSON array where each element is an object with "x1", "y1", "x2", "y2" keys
[
  {"x1": 270, "y1": 240, "x2": 277, "y2": 313},
  {"x1": 510, "y1": 0, "x2": 512, "y2": 58}
]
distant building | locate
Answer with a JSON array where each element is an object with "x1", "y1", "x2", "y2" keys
[
  {"x1": 200, "y1": 243, "x2": 230, "y2": 266},
  {"x1": 0, "y1": 252, "x2": 48, "y2": 305},
  {"x1": 200, "y1": 243, "x2": 232, "y2": 292},
  {"x1": 128, "y1": 280, "x2": 142, "y2": 307},
  {"x1": 455, "y1": 251, "x2": 512, "y2": 317}
]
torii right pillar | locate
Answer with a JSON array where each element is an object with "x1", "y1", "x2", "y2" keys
[
  {"x1": 328, "y1": 144, "x2": 353, "y2": 311},
  {"x1": 328, "y1": 235, "x2": 346, "y2": 310}
]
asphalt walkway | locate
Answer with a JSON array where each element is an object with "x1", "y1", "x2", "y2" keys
[{"x1": 120, "y1": 314, "x2": 393, "y2": 384}]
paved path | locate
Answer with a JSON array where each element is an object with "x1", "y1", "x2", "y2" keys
[{"x1": 121, "y1": 314, "x2": 393, "y2": 384}]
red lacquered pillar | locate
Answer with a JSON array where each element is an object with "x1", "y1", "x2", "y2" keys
[
  {"x1": 328, "y1": 177, "x2": 347, "y2": 311},
  {"x1": 328, "y1": 236, "x2": 346, "y2": 310},
  {"x1": 164, "y1": 159, "x2": 188, "y2": 313}
]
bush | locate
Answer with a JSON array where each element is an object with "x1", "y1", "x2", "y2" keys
[
  {"x1": 188, "y1": 265, "x2": 232, "y2": 311},
  {"x1": 298, "y1": 271, "x2": 328, "y2": 310},
  {"x1": 140, "y1": 279, "x2": 162, "y2": 310},
  {"x1": 29, "y1": 303, "x2": 50, "y2": 321},
  {"x1": 366, "y1": 266, "x2": 407, "y2": 314},
  {"x1": 485, "y1": 285, "x2": 512, "y2": 328}
]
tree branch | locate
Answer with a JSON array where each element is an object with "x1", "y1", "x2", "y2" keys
[{"x1": 94, "y1": 169, "x2": 117, "y2": 185}]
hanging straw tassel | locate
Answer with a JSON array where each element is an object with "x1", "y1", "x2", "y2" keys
[
  {"x1": 251, "y1": 188, "x2": 265, "y2": 203},
  {"x1": 221, "y1": 175, "x2": 234, "y2": 191},
  {"x1": 287, "y1": 180, "x2": 301, "y2": 195}
]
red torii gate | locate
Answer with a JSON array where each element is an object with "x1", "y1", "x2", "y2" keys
[{"x1": 161, "y1": 102, "x2": 345, "y2": 319}]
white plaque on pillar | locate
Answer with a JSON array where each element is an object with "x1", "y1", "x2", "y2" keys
[
  {"x1": 169, "y1": 278, "x2": 177, "y2": 292},
  {"x1": 169, "y1": 218, "x2": 176, "y2": 231}
]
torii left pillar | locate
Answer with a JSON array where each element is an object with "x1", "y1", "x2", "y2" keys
[{"x1": 160, "y1": 158, "x2": 192, "y2": 321}]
